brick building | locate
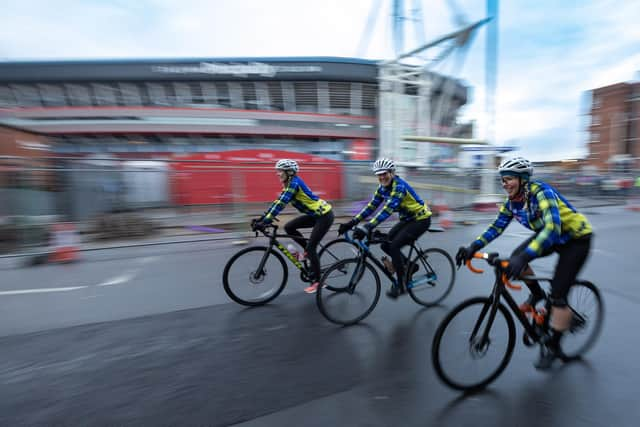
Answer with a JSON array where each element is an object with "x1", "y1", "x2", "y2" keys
[{"x1": 587, "y1": 81, "x2": 640, "y2": 171}]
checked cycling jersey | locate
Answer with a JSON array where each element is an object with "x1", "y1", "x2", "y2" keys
[
  {"x1": 474, "y1": 180, "x2": 592, "y2": 258},
  {"x1": 263, "y1": 175, "x2": 331, "y2": 222},
  {"x1": 354, "y1": 176, "x2": 431, "y2": 227}
]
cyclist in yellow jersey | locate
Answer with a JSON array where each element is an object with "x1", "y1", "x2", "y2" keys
[
  {"x1": 455, "y1": 156, "x2": 593, "y2": 369},
  {"x1": 253, "y1": 159, "x2": 334, "y2": 294},
  {"x1": 338, "y1": 158, "x2": 432, "y2": 299}
]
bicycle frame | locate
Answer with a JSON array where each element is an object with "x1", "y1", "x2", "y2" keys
[
  {"x1": 253, "y1": 224, "x2": 307, "y2": 280},
  {"x1": 342, "y1": 231, "x2": 420, "y2": 288},
  {"x1": 467, "y1": 253, "x2": 546, "y2": 346}
]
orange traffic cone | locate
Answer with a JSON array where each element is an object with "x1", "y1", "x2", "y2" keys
[
  {"x1": 439, "y1": 206, "x2": 454, "y2": 229},
  {"x1": 49, "y1": 222, "x2": 80, "y2": 263}
]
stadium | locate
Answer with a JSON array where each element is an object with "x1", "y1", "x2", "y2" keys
[{"x1": 0, "y1": 57, "x2": 471, "y2": 219}]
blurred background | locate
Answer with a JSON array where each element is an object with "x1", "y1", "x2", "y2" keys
[
  {"x1": 2, "y1": 2, "x2": 640, "y2": 425},
  {"x1": 1, "y1": 0, "x2": 639, "y2": 255}
]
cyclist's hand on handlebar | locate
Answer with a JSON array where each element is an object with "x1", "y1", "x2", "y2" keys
[
  {"x1": 505, "y1": 251, "x2": 530, "y2": 279},
  {"x1": 338, "y1": 219, "x2": 358, "y2": 235},
  {"x1": 251, "y1": 218, "x2": 267, "y2": 231},
  {"x1": 352, "y1": 224, "x2": 371, "y2": 240},
  {"x1": 455, "y1": 242, "x2": 482, "y2": 267}
]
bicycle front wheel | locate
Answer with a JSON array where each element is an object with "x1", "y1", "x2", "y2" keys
[
  {"x1": 316, "y1": 258, "x2": 380, "y2": 326},
  {"x1": 407, "y1": 248, "x2": 455, "y2": 306},
  {"x1": 560, "y1": 280, "x2": 604, "y2": 360},
  {"x1": 318, "y1": 238, "x2": 360, "y2": 291},
  {"x1": 432, "y1": 297, "x2": 516, "y2": 392},
  {"x1": 318, "y1": 238, "x2": 360, "y2": 270},
  {"x1": 222, "y1": 246, "x2": 288, "y2": 306}
]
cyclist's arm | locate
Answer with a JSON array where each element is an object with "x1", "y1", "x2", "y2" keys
[
  {"x1": 353, "y1": 188, "x2": 383, "y2": 223},
  {"x1": 525, "y1": 189, "x2": 562, "y2": 257},
  {"x1": 474, "y1": 202, "x2": 513, "y2": 248},
  {"x1": 368, "y1": 184, "x2": 404, "y2": 227},
  {"x1": 263, "y1": 182, "x2": 297, "y2": 222}
]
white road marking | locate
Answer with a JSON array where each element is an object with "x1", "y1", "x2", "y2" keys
[
  {"x1": 96, "y1": 273, "x2": 135, "y2": 287},
  {"x1": 0, "y1": 286, "x2": 87, "y2": 296}
]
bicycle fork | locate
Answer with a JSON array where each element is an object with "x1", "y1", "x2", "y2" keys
[{"x1": 253, "y1": 247, "x2": 272, "y2": 281}]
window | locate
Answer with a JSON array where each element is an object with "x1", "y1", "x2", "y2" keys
[
  {"x1": 592, "y1": 114, "x2": 600, "y2": 126},
  {"x1": 593, "y1": 95, "x2": 602, "y2": 109}
]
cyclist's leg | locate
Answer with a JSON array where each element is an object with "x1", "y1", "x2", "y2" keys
[
  {"x1": 387, "y1": 218, "x2": 431, "y2": 288},
  {"x1": 512, "y1": 235, "x2": 546, "y2": 308},
  {"x1": 380, "y1": 221, "x2": 405, "y2": 261},
  {"x1": 305, "y1": 211, "x2": 334, "y2": 282},
  {"x1": 284, "y1": 215, "x2": 313, "y2": 250},
  {"x1": 548, "y1": 235, "x2": 593, "y2": 332},
  {"x1": 381, "y1": 221, "x2": 409, "y2": 285},
  {"x1": 535, "y1": 234, "x2": 592, "y2": 369}
]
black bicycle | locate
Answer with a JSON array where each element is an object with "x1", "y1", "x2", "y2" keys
[
  {"x1": 316, "y1": 228, "x2": 456, "y2": 326},
  {"x1": 222, "y1": 222, "x2": 358, "y2": 306},
  {"x1": 431, "y1": 251, "x2": 604, "y2": 392}
]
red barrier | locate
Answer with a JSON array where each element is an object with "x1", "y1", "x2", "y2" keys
[{"x1": 170, "y1": 150, "x2": 343, "y2": 205}]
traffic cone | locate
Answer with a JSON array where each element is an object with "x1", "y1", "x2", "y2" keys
[
  {"x1": 439, "y1": 206, "x2": 454, "y2": 229},
  {"x1": 49, "y1": 222, "x2": 80, "y2": 263},
  {"x1": 432, "y1": 198, "x2": 453, "y2": 229}
]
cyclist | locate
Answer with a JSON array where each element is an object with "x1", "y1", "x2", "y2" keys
[
  {"x1": 338, "y1": 158, "x2": 432, "y2": 299},
  {"x1": 455, "y1": 156, "x2": 593, "y2": 369},
  {"x1": 253, "y1": 159, "x2": 335, "y2": 294}
]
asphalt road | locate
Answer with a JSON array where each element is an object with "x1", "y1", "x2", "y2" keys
[{"x1": 1, "y1": 205, "x2": 639, "y2": 426}]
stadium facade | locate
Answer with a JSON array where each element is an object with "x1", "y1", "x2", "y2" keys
[{"x1": 0, "y1": 56, "x2": 470, "y2": 159}]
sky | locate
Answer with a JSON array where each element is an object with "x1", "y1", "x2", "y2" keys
[{"x1": 1, "y1": 0, "x2": 639, "y2": 162}]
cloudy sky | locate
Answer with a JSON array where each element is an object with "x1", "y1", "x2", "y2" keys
[{"x1": 1, "y1": 0, "x2": 639, "y2": 161}]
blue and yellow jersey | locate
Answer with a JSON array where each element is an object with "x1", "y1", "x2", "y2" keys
[
  {"x1": 263, "y1": 175, "x2": 332, "y2": 222},
  {"x1": 354, "y1": 176, "x2": 431, "y2": 227},
  {"x1": 474, "y1": 180, "x2": 592, "y2": 258}
]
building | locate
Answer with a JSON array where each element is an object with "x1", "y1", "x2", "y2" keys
[
  {"x1": 587, "y1": 81, "x2": 640, "y2": 171},
  {"x1": 0, "y1": 57, "x2": 470, "y2": 158},
  {"x1": 0, "y1": 57, "x2": 471, "y2": 217}
]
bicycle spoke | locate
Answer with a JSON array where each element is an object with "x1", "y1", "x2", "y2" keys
[
  {"x1": 432, "y1": 298, "x2": 515, "y2": 392},
  {"x1": 223, "y1": 247, "x2": 288, "y2": 306},
  {"x1": 407, "y1": 248, "x2": 455, "y2": 307},
  {"x1": 317, "y1": 259, "x2": 380, "y2": 325},
  {"x1": 561, "y1": 282, "x2": 604, "y2": 359}
]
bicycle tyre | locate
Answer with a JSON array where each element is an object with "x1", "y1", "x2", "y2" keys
[
  {"x1": 560, "y1": 280, "x2": 604, "y2": 360},
  {"x1": 316, "y1": 258, "x2": 381, "y2": 326},
  {"x1": 318, "y1": 238, "x2": 360, "y2": 268},
  {"x1": 318, "y1": 238, "x2": 360, "y2": 291},
  {"x1": 407, "y1": 247, "x2": 455, "y2": 307},
  {"x1": 432, "y1": 297, "x2": 516, "y2": 392},
  {"x1": 222, "y1": 246, "x2": 288, "y2": 306}
]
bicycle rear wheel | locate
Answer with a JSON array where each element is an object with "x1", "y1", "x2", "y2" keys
[
  {"x1": 432, "y1": 297, "x2": 516, "y2": 392},
  {"x1": 560, "y1": 280, "x2": 604, "y2": 360},
  {"x1": 318, "y1": 238, "x2": 360, "y2": 291},
  {"x1": 316, "y1": 258, "x2": 380, "y2": 326},
  {"x1": 222, "y1": 246, "x2": 288, "y2": 306},
  {"x1": 407, "y1": 248, "x2": 455, "y2": 306}
]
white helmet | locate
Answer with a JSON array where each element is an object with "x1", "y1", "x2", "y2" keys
[
  {"x1": 498, "y1": 156, "x2": 533, "y2": 177},
  {"x1": 275, "y1": 159, "x2": 299, "y2": 173},
  {"x1": 372, "y1": 158, "x2": 395, "y2": 175}
]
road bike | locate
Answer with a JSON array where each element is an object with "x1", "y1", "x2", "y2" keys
[
  {"x1": 222, "y1": 222, "x2": 358, "y2": 306},
  {"x1": 431, "y1": 251, "x2": 604, "y2": 392},
  {"x1": 316, "y1": 228, "x2": 456, "y2": 326}
]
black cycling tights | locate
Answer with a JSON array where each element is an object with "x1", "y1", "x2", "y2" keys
[
  {"x1": 512, "y1": 234, "x2": 592, "y2": 306},
  {"x1": 380, "y1": 217, "x2": 431, "y2": 287},
  {"x1": 284, "y1": 211, "x2": 335, "y2": 282}
]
